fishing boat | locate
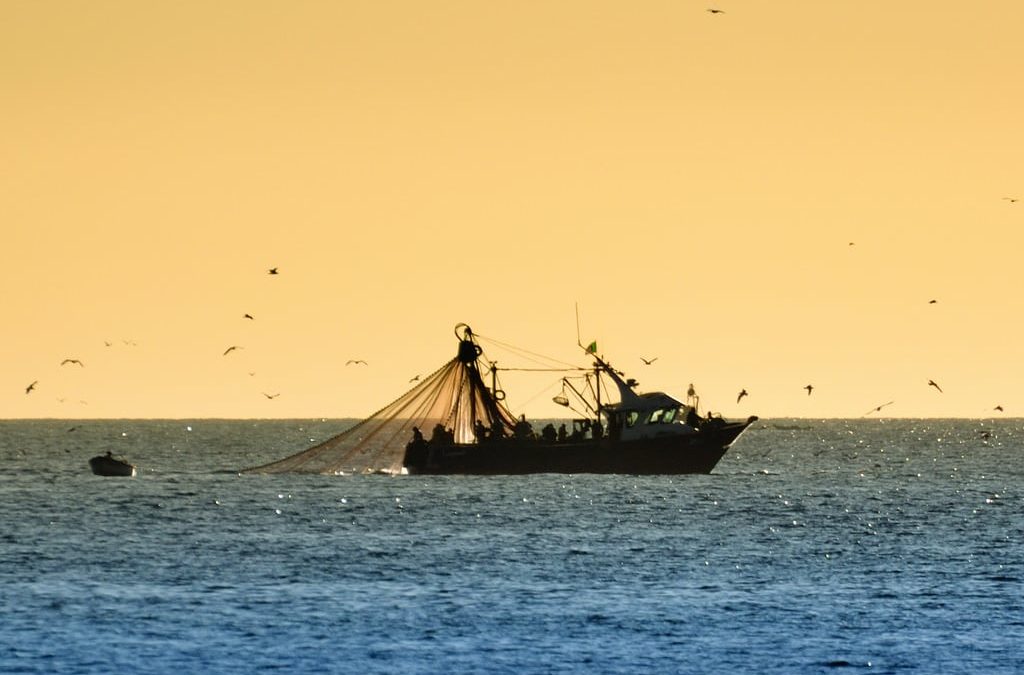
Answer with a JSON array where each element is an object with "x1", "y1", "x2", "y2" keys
[
  {"x1": 245, "y1": 324, "x2": 757, "y2": 476},
  {"x1": 89, "y1": 451, "x2": 137, "y2": 477}
]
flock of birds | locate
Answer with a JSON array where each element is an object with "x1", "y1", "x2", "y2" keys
[
  {"x1": 646, "y1": 193, "x2": 1016, "y2": 417},
  {"x1": 637, "y1": 290, "x2": 1010, "y2": 417},
  {"x1": 23, "y1": 346, "x2": 134, "y2": 404},
  {"x1": 22, "y1": 266, "x2": 429, "y2": 407},
  {"x1": 662, "y1": 368, "x2": 1004, "y2": 417},
  {"x1": 20, "y1": 192, "x2": 1021, "y2": 415},
  {"x1": 24, "y1": 268, "x2": 286, "y2": 404},
  {"x1": 217, "y1": 268, "x2": 288, "y2": 399}
]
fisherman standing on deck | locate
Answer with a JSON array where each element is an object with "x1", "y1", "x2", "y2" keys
[
  {"x1": 405, "y1": 426, "x2": 429, "y2": 468},
  {"x1": 541, "y1": 423, "x2": 557, "y2": 442},
  {"x1": 474, "y1": 420, "x2": 488, "y2": 443},
  {"x1": 514, "y1": 414, "x2": 533, "y2": 440}
]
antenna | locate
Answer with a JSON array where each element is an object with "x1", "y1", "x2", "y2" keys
[{"x1": 575, "y1": 303, "x2": 583, "y2": 348}]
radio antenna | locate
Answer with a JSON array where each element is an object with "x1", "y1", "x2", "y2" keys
[{"x1": 575, "y1": 303, "x2": 583, "y2": 349}]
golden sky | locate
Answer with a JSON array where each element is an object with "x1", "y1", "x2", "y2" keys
[{"x1": 3, "y1": 1, "x2": 1022, "y2": 419}]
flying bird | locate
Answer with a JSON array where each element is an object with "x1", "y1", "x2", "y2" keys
[
  {"x1": 223, "y1": 346, "x2": 242, "y2": 356},
  {"x1": 928, "y1": 299, "x2": 937, "y2": 304},
  {"x1": 409, "y1": 374, "x2": 421, "y2": 383},
  {"x1": 707, "y1": 8, "x2": 725, "y2": 13},
  {"x1": 804, "y1": 384, "x2": 814, "y2": 396},
  {"x1": 736, "y1": 388, "x2": 748, "y2": 403},
  {"x1": 864, "y1": 400, "x2": 895, "y2": 416},
  {"x1": 994, "y1": 405, "x2": 1004, "y2": 412},
  {"x1": 268, "y1": 267, "x2": 279, "y2": 275},
  {"x1": 928, "y1": 379, "x2": 943, "y2": 393},
  {"x1": 262, "y1": 392, "x2": 280, "y2": 399},
  {"x1": 60, "y1": 359, "x2": 84, "y2": 367},
  {"x1": 346, "y1": 359, "x2": 368, "y2": 366},
  {"x1": 640, "y1": 356, "x2": 658, "y2": 365},
  {"x1": 1003, "y1": 197, "x2": 1018, "y2": 203},
  {"x1": 243, "y1": 313, "x2": 254, "y2": 320},
  {"x1": 25, "y1": 380, "x2": 38, "y2": 394},
  {"x1": 104, "y1": 341, "x2": 113, "y2": 347}
]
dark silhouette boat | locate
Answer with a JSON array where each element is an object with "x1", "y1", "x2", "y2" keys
[
  {"x1": 245, "y1": 324, "x2": 757, "y2": 476},
  {"x1": 402, "y1": 327, "x2": 757, "y2": 475},
  {"x1": 89, "y1": 451, "x2": 137, "y2": 477}
]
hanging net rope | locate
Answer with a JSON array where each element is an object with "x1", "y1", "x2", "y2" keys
[{"x1": 243, "y1": 325, "x2": 518, "y2": 475}]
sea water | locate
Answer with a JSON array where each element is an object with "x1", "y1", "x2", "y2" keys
[{"x1": 1, "y1": 419, "x2": 1021, "y2": 674}]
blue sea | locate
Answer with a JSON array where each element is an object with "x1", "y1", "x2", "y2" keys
[{"x1": 1, "y1": 419, "x2": 1021, "y2": 674}]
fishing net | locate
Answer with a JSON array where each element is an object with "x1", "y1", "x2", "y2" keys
[{"x1": 243, "y1": 325, "x2": 518, "y2": 475}]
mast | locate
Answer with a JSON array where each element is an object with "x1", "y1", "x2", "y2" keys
[
  {"x1": 590, "y1": 352, "x2": 643, "y2": 408},
  {"x1": 455, "y1": 324, "x2": 514, "y2": 435}
]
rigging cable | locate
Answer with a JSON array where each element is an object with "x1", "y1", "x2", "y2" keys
[{"x1": 474, "y1": 332, "x2": 582, "y2": 370}]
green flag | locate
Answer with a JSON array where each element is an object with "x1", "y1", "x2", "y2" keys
[{"x1": 586, "y1": 341, "x2": 598, "y2": 354}]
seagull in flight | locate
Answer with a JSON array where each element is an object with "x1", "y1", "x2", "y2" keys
[
  {"x1": 25, "y1": 380, "x2": 38, "y2": 394},
  {"x1": 268, "y1": 267, "x2": 279, "y2": 275},
  {"x1": 104, "y1": 341, "x2": 113, "y2": 347},
  {"x1": 928, "y1": 379, "x2": 943, "y2": 393},
  {"x1": 262, "y1": 392, "x2": 280, "y2": 399},
  {"x1": 864, "y1": 400, "x2": 894, "y2": 416},
  {"x1": 223, "y1": 346, "x2": 242, "y2": 356},
  {"x1": 243, "y1": 313, "x2": 254, "y2": 320},
  {"x1": 736, "y1": 388, "x2": 748, "y2": 403},
  {"x1": 61, "y1": 359, "x2": 84, "y2": 367},
  {"x1": 707, "y1": 8, "x2": 725, "y2": 13},
  {"x1": 928, "y1": 299, "x2": 937, "y2": 304},
  {"x1": 409, "y1": 374, "x2": 421, "y2": 383},
  {"x1": 804, "y1": 384, "x2": 814, "y2": 396},
  {"x1": 1003, "y1": 197, "x2": 1018, "y2": 203},
  {"x1": 640, "y1": 356, "x2": 658, "y2": 365},
  {"x1": 994, "y1": 405, "x2": 1004, "y2": 412},
  {"x1": 346, "y1": 359, "x2": 368, "y2": 366}
]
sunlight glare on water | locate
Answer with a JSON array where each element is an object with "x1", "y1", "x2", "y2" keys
[{"x1": 0, "y1": 419, "x2": 1021, "y2": 673}]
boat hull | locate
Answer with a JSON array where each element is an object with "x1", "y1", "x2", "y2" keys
[
  {"x1": 89, "y1": 455, "x2": 137, "y2": 477},
  {"x1": 406, "y1": 419, "x2": 756, "y2": 475}
]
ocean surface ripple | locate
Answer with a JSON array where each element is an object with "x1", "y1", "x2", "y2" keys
[{"x1": 1, "y1": 419, "x2": 1021, "y2": 674}]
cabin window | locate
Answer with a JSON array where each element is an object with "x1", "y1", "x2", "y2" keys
[
  {"x1": 646, "y1": 407, "x2": 679, "y2": 424},
  {"x1": 625, "y1": 411, "x2": 639, "y2": 428}
]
